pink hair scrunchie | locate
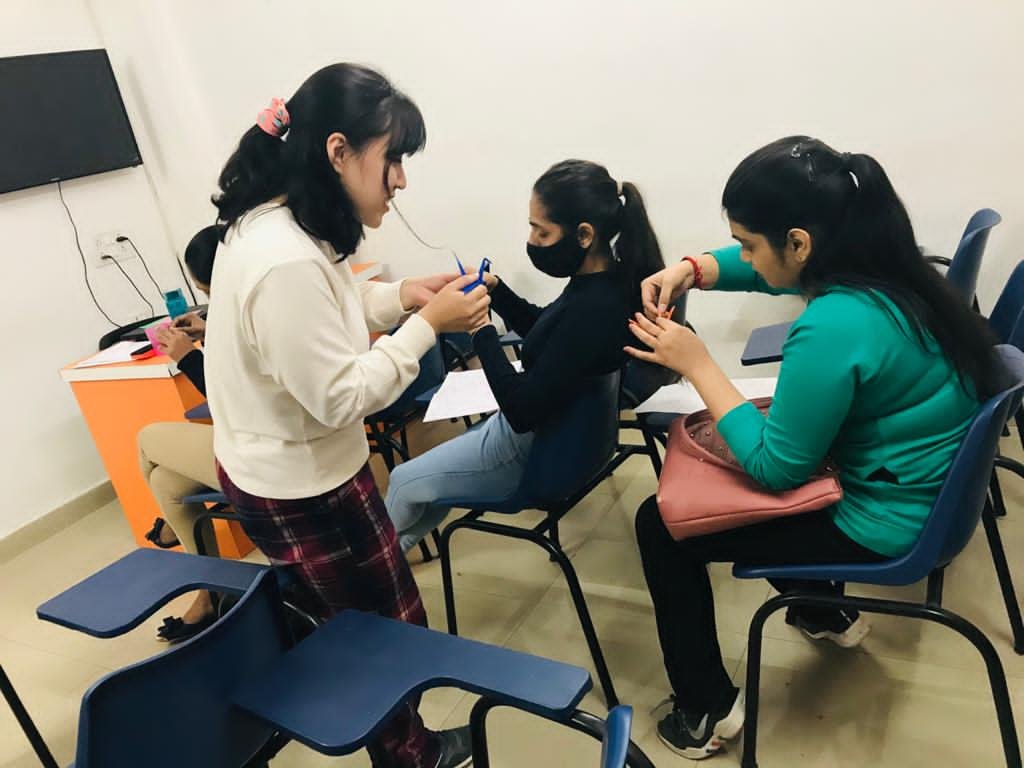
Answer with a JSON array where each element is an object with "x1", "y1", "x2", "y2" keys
[{"x1": 256, "y1": 97, "x2": 290, "y2": 138}]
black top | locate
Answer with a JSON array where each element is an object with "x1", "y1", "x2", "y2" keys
[
  {"x1": 472, "y1": 269, "x2": 630, "y2": 433},
  {"x1": 177, "y1": 349, "x2": 206, "y2": 397}
]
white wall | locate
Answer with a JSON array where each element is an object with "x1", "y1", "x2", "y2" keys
[
  {"x1": 88, "y1": 0, "x2": 1023, "y2": 322},
  {"x1": 0, "y1": 1, "x2": 189, "y2": 538}
]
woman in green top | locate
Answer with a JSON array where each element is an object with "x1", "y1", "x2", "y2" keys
[{"x1": 626, "y1": 136, "x2": 1001, "y2": 760}]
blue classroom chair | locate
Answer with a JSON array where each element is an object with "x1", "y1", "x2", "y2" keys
[
  {"x1": 35, "y1": 549, "x2": 656, "y2": 767},
  {"x1": 732, "y1": 345, "x2": 1024, "y2": 768},
  {"x1": 600, "y1": 705, "x2": 634, "y2": 768},
  {"x1": 435, "y1": 372, "x2": 624, "y2": 708},
  {"x1": 942, "y1": 208, "x2": 1003, "y2": 305}
]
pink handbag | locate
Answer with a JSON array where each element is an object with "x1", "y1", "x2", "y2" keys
[{"x1": 656, "y1": 397, "x2": 842, "y2": 540}]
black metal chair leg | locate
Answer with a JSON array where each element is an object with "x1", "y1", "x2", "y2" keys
[
  {"x1": 741, "y1": 592, "x2": 780, "y2": 767},
  {"x1": 1015, "y1": 407, "x2": 1024, "y2": 451},
  {"x1": 991, "y1": 471, "x2": 1009, "y2": 518},
  {"x1": 641, "y1": 427, "x2": 663, "y2": 476},
  {"x1": 547, "y1": 541, "x2": 620, "y2": 708},
  {"x1": 439, "y1": 518, "x2": 465, "y2": 635},
  {"x1": 983, "y1": 501, "x2": 1024, "y2": 654},
  {"x1": 418, "y1": 540, "x2": 434, "y2": 563},
  {"x1": 0, "y1": 665, "x2": 59, "y2": 768},
  {"x1": 548, "y1": 519, "x2": 561, "y2": 562},
  {"x1": 440, "y1": 514, "x2": 619, "y2": 707},
  {"x1": 743, "y1": 591, "x2": 1022, "y2": 768}
]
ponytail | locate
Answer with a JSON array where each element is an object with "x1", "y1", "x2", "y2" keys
[
  {"x1": 616, "y1": 181, "x2": 665, "y2": 309},
  {"x1": 212, "y1": 63, "x2": 426, "y2": 255},
  {"x1": 213, "y1": 125, "x2": 287, "y2": 236},
  {"x1": 723, "y1": 135, "x2": 1001, "y2": 398}
]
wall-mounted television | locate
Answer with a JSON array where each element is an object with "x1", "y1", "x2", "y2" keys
[{"x1": 0, "y1": 49, "x2": 142, "y2": 194}]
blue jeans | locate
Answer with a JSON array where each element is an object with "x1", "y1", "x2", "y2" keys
[{"x1": 384, "y1": 412, "x2": 535, "y2": 553}]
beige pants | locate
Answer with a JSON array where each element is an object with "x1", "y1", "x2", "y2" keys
[{"x1": 138, "y1": 422, "x2": 221, "y2": 556}]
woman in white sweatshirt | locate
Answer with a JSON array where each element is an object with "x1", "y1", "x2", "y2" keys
[{"x1": 204, "y1": 63, "x2": 488, "y2": 768}]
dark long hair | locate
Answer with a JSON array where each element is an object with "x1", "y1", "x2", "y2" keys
[
  {"x1": 532, "y1": 159, "x2": 664, "y2": 309},
  {"x1": 722, "y1": 135, "x2": 1000, "y2": 398},
  {"x1": 183, "y1": 224, "x2": 222, "y2": 286},
  {"x1": 212, "y1": 63, "x2": 426, "y2": 256}
]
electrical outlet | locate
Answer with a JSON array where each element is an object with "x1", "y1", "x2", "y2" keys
[{"x1": 94, "y1": 231, "x2": 137, "y2": 269}]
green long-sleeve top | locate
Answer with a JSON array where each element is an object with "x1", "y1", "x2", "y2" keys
[{"x1": 706, "y1": 244, "x2": 980, "y2": 556}]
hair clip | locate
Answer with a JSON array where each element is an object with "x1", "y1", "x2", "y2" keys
[{"x1": 257, "y1": 98, "x2": 290, "y2": 139}]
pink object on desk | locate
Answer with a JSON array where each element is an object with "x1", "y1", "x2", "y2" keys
[{"x1": 145, "y1": 321, "x2": 172, "y2": 351}]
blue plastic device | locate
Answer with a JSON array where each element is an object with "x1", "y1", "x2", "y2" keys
[{"x1": 455, "y1": 255, "x2": 491, "y2": 293}]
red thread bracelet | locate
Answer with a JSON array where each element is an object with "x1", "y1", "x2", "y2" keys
[{"x1": 682, "y1": 256, "x2": 704, "y2": 290}]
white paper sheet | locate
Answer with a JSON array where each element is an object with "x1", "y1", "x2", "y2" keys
[
  {"x1": 634, "y1": 377, "x2": 778, "y2": 414},
  {"x1": 423, "y1": 362, "x2": 522, "y2": 422},
  {"x1": 72, "y1": 341, "x2": 151, "y2": 369}
]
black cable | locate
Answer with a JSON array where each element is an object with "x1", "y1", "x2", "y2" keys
[
  {"x1": 103, "y1": 255, "x2": 154, "y2": 316},
  {"x1": 57, "y1": 181, "x2": 118, "y2": 327},
  {"x1": 117, "y1": 235, "x2": 163, "y2": 296}
]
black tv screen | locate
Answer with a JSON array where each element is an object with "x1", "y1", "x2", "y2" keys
[{"x1": 0, "y1": 49, "x2": 142, "y2": 194}]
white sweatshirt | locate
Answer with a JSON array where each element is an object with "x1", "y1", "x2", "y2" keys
[{"x1": 204, "y1": 204, "x2": 436, "y2": 498}]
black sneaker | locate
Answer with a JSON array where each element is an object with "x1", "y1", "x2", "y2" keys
[
  {"x1": 656, "y1": 689, "x2": 744, "y2": 760},
  {"x1": 785, "y1": 607, "x2": 870, "y2": 648},
  {"x1": 435, "y1": 725, "x2": 473, "y2": 768}
]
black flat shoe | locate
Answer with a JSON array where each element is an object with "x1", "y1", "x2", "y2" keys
[
  {"x1": 156, "y1": 613, "x2": 216, "y2": 644},
  {"x1": 144, "y1": 518, "x2": 180, "y2": 549}
]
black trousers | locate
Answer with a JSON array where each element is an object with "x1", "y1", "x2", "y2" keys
[{"x1": 635, "y1": 496, "x2": 885, "y2": 716}]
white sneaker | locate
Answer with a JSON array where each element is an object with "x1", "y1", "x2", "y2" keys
[{"x1": 786, "y1": 608, "x2": 871, "y2": 648}]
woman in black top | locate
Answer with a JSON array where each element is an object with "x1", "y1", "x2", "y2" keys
[{"x1": 385, "y1": 159, "x2": 663, "y2": 552}]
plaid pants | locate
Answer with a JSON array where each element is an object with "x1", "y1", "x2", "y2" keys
[{"x1": 217, "y1": 462, "x2": 440, "y2": 768}]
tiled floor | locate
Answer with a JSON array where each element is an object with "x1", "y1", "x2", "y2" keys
[{"x1": 2, "y1": 421, "x2": 1023, "y2": 767}]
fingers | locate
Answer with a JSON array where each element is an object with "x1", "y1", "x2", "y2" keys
[
  {"x1": 657, "y1": 281, "x2": 674, "y2": 316},
  {"x1": 447, "y1": 274, "x2": 478, "y2": 291},
  {"x1": 624, "y1": 345, "x2": 658, "y2": 363},
  {"x1": 632, "y1": 312, "x2": 663, "y2": 336},
  {"x1": 627, "y1": 318, "x2": 659, "y2": 347},
  {"x1": 654, "y1": 315, "x2": 675, "y2": 331},
  {"x1": 640, "y1": 279, "x2": 662, "y2": 320}
]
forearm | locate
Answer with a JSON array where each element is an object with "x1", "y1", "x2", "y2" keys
[
  {"x1": 685, "y1": 355, "x2": 745, "y2": 420},
  {"x1": 488, "y1": 279, "x2": 543, "y2": 336}
]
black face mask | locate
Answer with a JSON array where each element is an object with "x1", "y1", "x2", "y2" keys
[{"x1": 526, "y1": 235, "x2": 588, "y2": 278}]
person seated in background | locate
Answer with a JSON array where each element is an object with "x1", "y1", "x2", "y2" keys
[
  {"x1": 137, "y1": 224, "x2": 223, "y2": 643},
  {"x1": 384, "y1": 159, "x2": 665, "y2": 553},
  {"x1": 625, "y1": 136, "x2": 1001, "y2": 760}
]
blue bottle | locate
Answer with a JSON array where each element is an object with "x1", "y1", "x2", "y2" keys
[{"x1": 163, "y1": 289, "x2": 189, "y2": 319}]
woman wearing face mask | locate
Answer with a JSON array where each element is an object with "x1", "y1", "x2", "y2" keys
[
  {"x1": 625, "y1": 137, "x2": 1000, "y2": 760},
  {"x1": 204, "y1": 64, "x2": 489, "y2": 768},
  {"x1": 385, "y1": 159, "x2": 664, "y2": 553}
]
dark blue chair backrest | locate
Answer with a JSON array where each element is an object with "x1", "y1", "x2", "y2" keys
[
  {"x1": 515, "y1": 371, "x2": 621, "y2": 505},
  {"x1": 600, "y1": 705, "x2": 633, "y2": 768},
  {"x1": 897, "y1": 345, "x2": 1024, "y2": 576},
  {"x1": 374, "y1": 342, "x2": 447, "y2": 421},
  {"x1": 946, "y1": 208, "x2": 1001, "y2": 303},
  {"x1": 988, "y1": 260, "x2": 1024, "y2": 345},
  {"x1": 620, "y1": 293, "x2": 687, "y2": 409},
  {"x1": 73, "y1": 570, "x2": 288, "y2": 768}
]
